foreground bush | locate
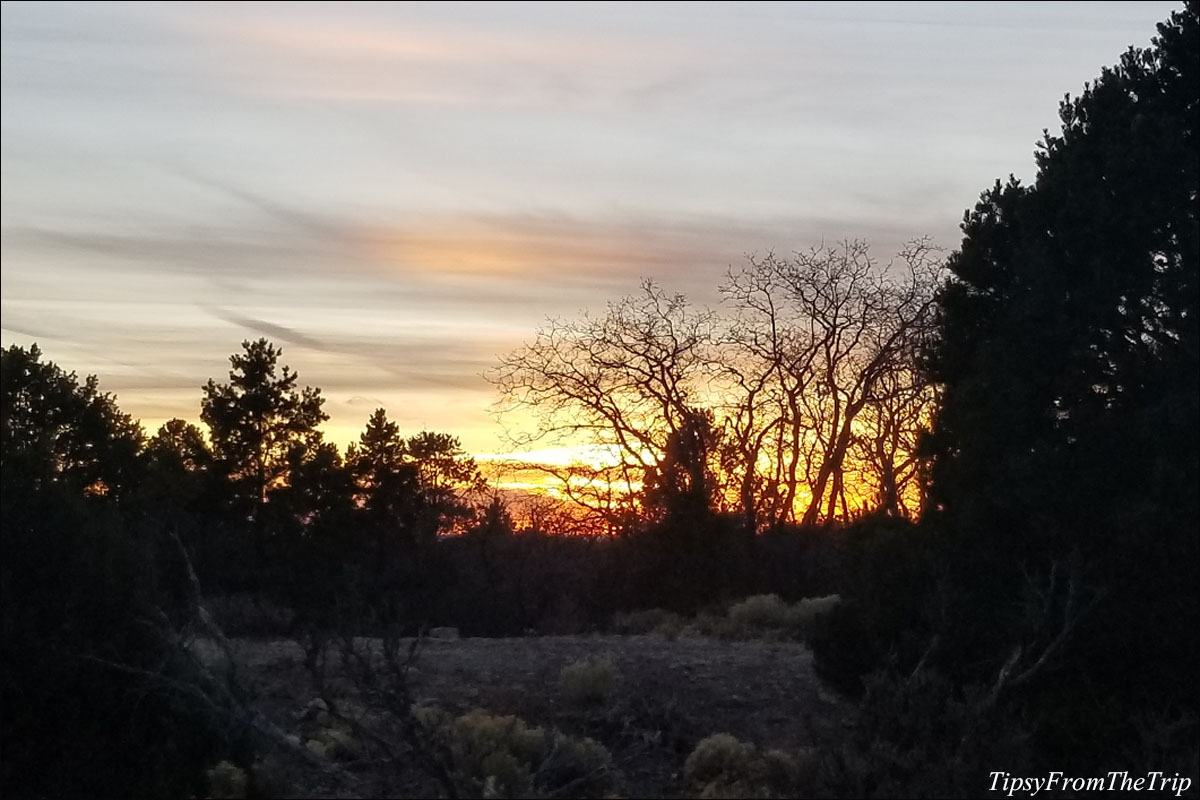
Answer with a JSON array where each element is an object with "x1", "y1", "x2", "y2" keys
[
  {"x1": 415, "y1": 707, "x2": 616, "y2": 798},
  {"x1": 727, "y1": 593, "x2": 841, "y2": 639},
  {"x1": 1, "y1": 345, "x2": 254, "y2": 798},
  {"x1": 822, "y1": 667, "x2": 1033, "y2": 798},
  {"x1": 682, "y1": 733, "x2": 819, "y2": 799}
]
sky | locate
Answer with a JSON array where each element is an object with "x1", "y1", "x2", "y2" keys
[{"x1": 0, "y1": 1, "x2": 1180, "y2": 457}]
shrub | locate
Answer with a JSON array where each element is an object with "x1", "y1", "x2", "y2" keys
[
  {"x1": 784, "y1": 594, "x2": 841, "y2": 637},
  {"x1": 2, "y1": 456, "x2": 254, "y2": 798},
  {"x1": 725, "y1": 593, "x2": 842, "y2": 640},
  {"x1": 683, "y1": 733, "x2": 762, "y2": 798},
  {"x1": 728, "y1": 594, "x2": 792, "y2": 631},
  {"x1": 823, "y1": 667, "x2": 1033, "y2": 798},
  {"x1": 682, "y1": 734, "x2": 822, "y2": 799},
  {"x1": 762, "y1": 747, "x2": 820, "y2": 795},
  {"x1": 809, "y1": 516, "x2": 936, "y2": 697},
  {"x1": 686, "y1": 612, "x2": 743, "y2": 640},
  {"x1": 561, "y1": 656, "x2": 617, "y2": 707},
  {"x1": 653, "y1": 614, "x2": 687, "y2": 640},
  {"x1": 206, "y1": 760, "x2": 248, "y2": 799},
  {"x1": 416, "y1": 707, "x2": 616, "y2": 798},
  {"x1": 303, "y1": 724, "x2": 361, "y2": 762}
]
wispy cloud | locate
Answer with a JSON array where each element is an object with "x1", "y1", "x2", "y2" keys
[
  {"x1": 202, "y1": 306, "x2": 329, "y2": 351},
  {"x1": 2, "y1": 0, "x2": 1177, "y2": 453}
]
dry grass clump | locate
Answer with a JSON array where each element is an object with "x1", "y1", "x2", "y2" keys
[
  {"x1": 415, "y1": 707, "x2": 616, "y2": 798},
  {"x1": 561, "y1": 656, "x2": 617, "y2": 707}
]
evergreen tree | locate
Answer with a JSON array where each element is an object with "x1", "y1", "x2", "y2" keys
[
  {"x1": 2, "y1": 342, "x2": 145, "y2": 501},
  {"x1": 924, "y1": 0, "x2": 1198, "y2": 753},
  {"x1": 347, "y1": 408, "x2": 420, "y2": 527},
  {"x1": 1, "y1": 346, "x2": 246, "y2": 797},
  {"x1": 404, "y1": 429, "x2": 482, "y2": 538},
  {"x1": 200, "y1": 339, "x2": 327, "y2": 515}
]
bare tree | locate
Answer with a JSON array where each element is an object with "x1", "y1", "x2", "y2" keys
[
  {"x1": 492, "y1": 241, "x2": 942, "y2": 530},
  {"x1": 721, "y1": 239, "x2": 943, "y2": 525},
  {"x1": 851, "y1": 366, "x2": 939, "y2": 517},
  {"x1": 490, "y1": 280, "x2": 716, "y2": 530}
]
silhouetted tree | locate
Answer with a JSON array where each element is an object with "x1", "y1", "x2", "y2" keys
[
  {"x1": 636, "y1": 405, "x2": 750, "y2": 613},
  {"x1": 140, "y1": 418, "x2": 227, "y2": 596},
  {"x1": 404, "y1": 429, "x2": 483, "y2": 538},
  {"x1": 641, "y1": 407, "x2": 721, "y2": 524},
  {"x1": 922, "y1": 0, "x2": 1198, "y2": 764},
  {"x1": 1, "y1": 345, "x2": 248, "y2": 797},
  {"x1": 342, "y1": 409, "x2": 424, "y2": 622},
  {"x1": 145, "y1": 417, "x2": 213, "y2": 475},
  {"x1": 492, "y1": 281, "x2": 715, "y2": 531},
  {"x1": 201, "y1": 339, "x2": 328, "y2": 521},
  {"x1": 2, "y1": 342, "x2": 145, "y2": 501},
  {"x1": 718, "y1": 239, "x2": 942, "y2": 527},
  {"x1": 277, "y1": 441, "x2": 353, "y2": 531},
  {"x1": 347, "y1": 408, "x2": 422, "y2": 542},
  {"x1": 494, "y1": 254, "x2": 940, "y2": 532},
  {"x1": 141, "y1": 418, "x2": 215, "y2": 527}
]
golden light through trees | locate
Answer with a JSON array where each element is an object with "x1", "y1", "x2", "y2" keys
[{"x1": 491, "y1": 240, "x2": 944, "y2": 530}]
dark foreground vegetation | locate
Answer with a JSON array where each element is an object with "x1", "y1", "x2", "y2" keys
[{"x1": 2, "y1": 3, "x2": 1197, "y2": 797}]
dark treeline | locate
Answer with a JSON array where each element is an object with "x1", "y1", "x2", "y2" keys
[
  {"x1": 0, "y1": 334, "x2": 852, "y2": 797},
  {"x1": 1, "y1": 336, "x2": 847, "y2": 635},
  {"x1": 2, "y1": 2, "x2": 1196, "y2": 798}
]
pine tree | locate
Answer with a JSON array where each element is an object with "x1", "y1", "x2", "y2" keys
[{"x1": 200, "y1": 339, "x2": 327, "y2": 514}]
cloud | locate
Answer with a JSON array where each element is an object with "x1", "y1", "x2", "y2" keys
[
  {"x1": 4, "y1": 225, "x2": 334, "y2": 280},
  {"x1": 163, "y1": 4, "x2": 701, "y2": 109},
  {"x1": 362, "y1": 210, "x2": 931, "y2": 302},
  {"x1": 203, "y1": 305, "x2": 329, "y2": 351}
]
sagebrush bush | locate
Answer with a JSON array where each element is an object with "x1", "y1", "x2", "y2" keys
[
  {"x1": 684, "y1": 612, "x2": 742, "y2": 640},
  {"x1": 617, "y1": 595, "x2": 840, "y2": 643},
  {"x1": 303, "y1": 724, "x2": 360, "y2": 762},
  {"x1": 728, "y1": 594, "x2": 792, "y2": 630},
  {"x1": 561, "y1": 656, "x2": 617, "y2": 707},
  {"x1": 206, "y1": 760, "x2": 248, "y2": 799},
  {"x1": 415, "y1": 707, "x2": 616, "y2": 798},
  {"x1": 785, "y1": 594, "x2": 841, "y2": 636},
  {"x1": 683, "y1": 733, "x2": 762, "y2": 797},
  {"x1": 725, "y1": 593, "x2": 841, "y2": 640},
  {"x1": 682, "y1": 734, "x2": 821, "y2": 799}
]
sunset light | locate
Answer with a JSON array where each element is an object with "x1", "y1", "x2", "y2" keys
[
  {"x1": 3, "y1": 3, "x2": 1195, "y2": 797},
  {"x1": 2, "y1": 1, "x2": 1173, "y2": 462}
]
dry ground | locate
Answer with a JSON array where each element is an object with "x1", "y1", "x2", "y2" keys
[{"x1": 203, "y1": 634, "x2": 847, "y2": 797}]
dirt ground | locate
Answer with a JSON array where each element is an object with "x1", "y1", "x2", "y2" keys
[{"x1": 207, "y1": 634, "x2": 848, "y2": 798}]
